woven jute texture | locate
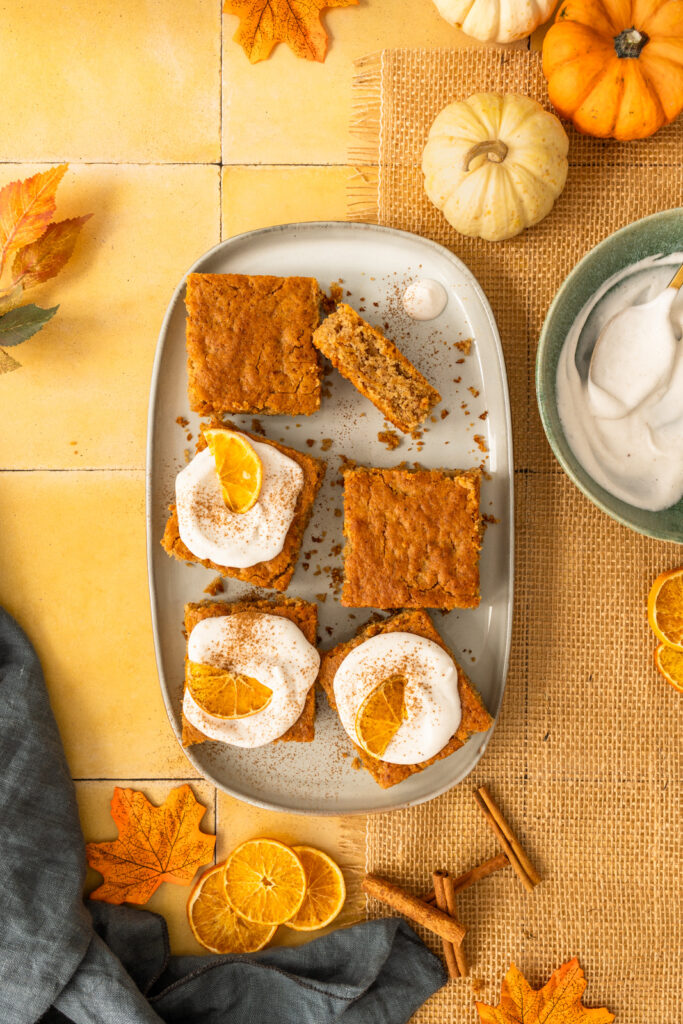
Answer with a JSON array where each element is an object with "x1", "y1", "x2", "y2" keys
[{"x1": 350, "y1": 49, "x2": 683, "y2": 1023}]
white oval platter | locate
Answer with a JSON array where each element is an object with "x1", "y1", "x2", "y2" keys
[{"x1": 147, "y1": 221, "x2": 513, "y2": 815}]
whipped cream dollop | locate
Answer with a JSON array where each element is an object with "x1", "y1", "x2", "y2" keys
[
  {"x1": 333, "y1": 632, "x2": 462, "y2": 765},
  {"x1": 402, "y1": 278, "x2": 448, "y2": 320},
  {"x1": 176, "y1": 435, "x2": 303, "y2": 567},
  {"x1": 556, "y1": 253, "x2": 683, "y2": 511},
  {"x1": 183, "y1": 613, "x2": 320, "y2": 747}
]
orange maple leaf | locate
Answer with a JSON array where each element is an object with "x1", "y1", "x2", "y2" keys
[
  {"x1": 12, "y1": 215, "x2": 92, "y2": 290},
  {"x1": 224, "y1": 0, "x2": 358, "y2": 63},
  {"x1": 0, "y1": 165, "x2": 68, "y2": 276},
  {"x1": 86, "y1": 785, "x2": 216, "y2": 905},
  {"x1": 477, "y1": 959, "x2": 615, "y2": 1024}
]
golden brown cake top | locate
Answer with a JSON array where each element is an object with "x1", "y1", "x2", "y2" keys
[
  {"x1": 185, "y1": 274, "x2": 322, "y2": 417},
  {"x1": 342, "y1": 465, "x2": 482, "y2": 610}
]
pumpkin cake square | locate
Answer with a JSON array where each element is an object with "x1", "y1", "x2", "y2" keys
[
  {"x1": 318, "y1": 609, "x2": 492, "y2": 789},
  {"x1": 162, "y1": 423, "x2": 326, "y2": 591},
  {"x1": 182, "y1": 597, "x2": 319, "y2": 748},
  {"x1": 185, "y1": 273, "x2": 323, "y2": 417},
  {"x1": 341, "y1": 465, "x2": 482, "y2": 610},
  {"x1": 312, "y1": 303, "x2": 441, "y2": 432}
]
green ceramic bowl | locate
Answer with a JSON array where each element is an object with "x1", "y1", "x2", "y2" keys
[{"x1": 536, "y1": 208, "x2": 683, "y2": 544}]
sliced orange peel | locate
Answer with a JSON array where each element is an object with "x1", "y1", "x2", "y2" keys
[
  {"x1": 355, "y1": 674, "x2": 408, "y2": 758},
  {"x1": 204, "y1": 428, "x2": 263, "y2": 514},
  {"x1": 186, "y1": 661, "x2": 273, "y2": 719},
  {"x1": 648, "y1": 567, "x2": 683, "y2": 694},
  {"x1": 223, "y1": 838, "x2": 307, "y2": 925},
  {"x1": 188, "y1": 861, "x2": 276, "y2": 954}
]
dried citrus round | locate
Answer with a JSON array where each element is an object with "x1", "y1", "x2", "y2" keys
[
  {"x1": 187, "y1": 661, "x2": 272, "y2": 719},
  {"x1": 187, "y1": 862, "x2": 276, "y2": 953},
  {"x1": 224, "y1": 839, "x2": 306, "y2": 925},
  {"x1": 648, "y1": 567, "x2": 683, "y2": 651},
  {"x1": 285, "y1": 846, "x2": 346, "y2": 931},
  {"x1": 355, "y1": 674, "x2": 407, "y2": 758},
  {"x1": 204, "y1": 428, "x2": 263, "y2": 514},
  {"x1": 654, "y1": 644, "x2": 683, "y2": 693}
]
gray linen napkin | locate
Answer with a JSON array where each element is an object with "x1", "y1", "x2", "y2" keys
[{"x1": 0, "y1": 606, "x2": 446, "y2": 1024}]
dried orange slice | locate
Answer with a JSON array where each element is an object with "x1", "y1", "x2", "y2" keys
[
  {"x1": 187, "y1": 661, "x2": 272, "y2": 719},
  {"x1": 654, "y1": 644, "x2": 683, "y2": 693},
  {"x1": 187, "y1": 862, "x2": 276, "y2": 953},
  {"x1": 285, "y1": 846, "x2": 346, "y2": 931},
  {"x1": 648, "y1": 567, "x2": 683, "y2": 651},
  {"x1": 204, "y1": 428, "x2": 263, "y2": 514},
  {"x1": 224, "y1": 839, "x2": 306, "y2": 925},
  {"x1": 355, "y1": 674, "x2": 407, "y2": 758}
]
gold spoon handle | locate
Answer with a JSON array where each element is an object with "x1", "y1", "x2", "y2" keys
[{"x1": 668, "y1": 262, "x2": 683, "y2": 290}]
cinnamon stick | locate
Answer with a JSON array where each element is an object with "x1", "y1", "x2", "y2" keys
[
  {"x1": 477, "y1": 785, "x2": 541, "y2": 886},
  {"x1": 473, "y1": 788, "x2": 537, "y2": 892},
  {"x1": 362, "y1": 873, "x2": 466, "y2": 944},
  {"x1": 423, "y1": 852, "x2": 509, "y2": 904},
  {"x1": 442, "y1": 874, "x2": 468, "y2": 977},
  {"x1": 432, "y1": 871, "x2": 460, "y2": 979}
]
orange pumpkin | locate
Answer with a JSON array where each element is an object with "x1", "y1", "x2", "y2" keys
[{"x1": 542, "y1": 0, "x2": 683, "y2": 140}]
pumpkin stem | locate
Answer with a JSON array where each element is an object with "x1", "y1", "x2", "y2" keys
[
  {"x1": 614, "y1": 27, "x2": 649, "y2": 58},
  {"x1": 463, "y1": 140, "x2": 508, "y2": 172}
]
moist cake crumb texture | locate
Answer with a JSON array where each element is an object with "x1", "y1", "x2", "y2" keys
[{"x1": 312, "y1": 303, "x2": 441, "y2": 433}]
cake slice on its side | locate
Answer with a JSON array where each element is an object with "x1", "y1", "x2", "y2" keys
[{"x1": 312, "y1": 303, "x2": 441, "y2": 432}]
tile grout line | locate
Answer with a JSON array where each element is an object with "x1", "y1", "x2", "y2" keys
[
  {"x1": 0, "y1": 467, "x2": 145, "y2": 473},
  {"x1": 219, "y1": 0, "x2": 224, "y2": 243},
  {"x1": 72, "y1": 776, "x2": 207, "y2": 783}
]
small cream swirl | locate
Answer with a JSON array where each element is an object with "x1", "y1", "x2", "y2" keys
[
  {"x1": 183, "y1": 613, "x2": 320, "y2": 747},
  {"x1": 333, "y1": 632, "x2": 461, "y2": 765},
  {"x1": 175, "y1": 435, "x2": 303, "y2": 567}
]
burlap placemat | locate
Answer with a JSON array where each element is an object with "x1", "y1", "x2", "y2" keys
[{"x1": 349, "y1": 49, "x2": 683, "y2": 1024}]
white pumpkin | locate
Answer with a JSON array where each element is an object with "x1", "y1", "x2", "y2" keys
[
  {"x1": 422, "y1": 93, "x2": 569, "y2": 242},
  {"x1": 433, "y1": 0, "x2": 556, "y2": 43}
]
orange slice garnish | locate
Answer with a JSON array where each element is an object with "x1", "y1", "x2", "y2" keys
[
  {"x1": 204, "y1": 428, "x2": 263, "y2": 514},
  {"x1": 648, "y1": 567, "x2": 683, "y2": 651},
  {"x1": 355, "y1": 674, "x2": 407, "y2": 758},
  {"x1": 187, "y1": 661, "x2": 272, "y2": 720},
  {"x1": 285, "y1": 846, "x2": 346, "y2": 931},
  {"x1": 654, "y1": 643, "x2": 683, "y2": 693},
  {"x1": 224, "y1": 839, "x2": 307, "y2": 925},
  {"x1": 187, "y1": 862, "x2": 276, "y2": 953}
]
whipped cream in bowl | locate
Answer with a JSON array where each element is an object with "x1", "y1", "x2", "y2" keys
[
  {"x1": 556, "y1": 253, "x2": 683, "y2": 512},
  {"x1": 176, "y1": 434, "x2": 303, "y2": 567},
  {"x1": 184, "y1": 613, "x2": 320, "y2": 747},
  {"x1": 333, "y1": 632, "x2": 462, "y2": 765},
  {"x1": 402, "y1": 278, "x2": 448, "y2": 320}
]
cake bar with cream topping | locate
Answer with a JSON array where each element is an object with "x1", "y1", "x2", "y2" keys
[
  {"x1": 341, "y1": 464, "x2": 482, "y2": 610},
  {"x1": 182, "y1": 597, "x2": 319, "y2": 747},
  {"x1": 185, "y1": 273, "x2": 323, "y2": 417},
  {"x1": 162, "y1": 423, "x2": 325, "y2": 591},
  {"x1": 312, "y1": 303, "x2": 441, "y2": 432},
  {"x1": 318, "y1": 610, "x2": 492, "y2": 788}
]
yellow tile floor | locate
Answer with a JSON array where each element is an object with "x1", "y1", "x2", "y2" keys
[{"x1": 0, "y1": 0, "x2": 506, "y2": 958}]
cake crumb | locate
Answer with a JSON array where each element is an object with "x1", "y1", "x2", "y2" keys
[
  {"x1": 473, "y1": 434, "x2": 488, "y2": 453},
  {"x1": 455, "y1": 338, "x2": 472, "y2": 355},
  {"x1": 440, "y1": 409, "x2": 450, "y2": 419},
  {"x1": 479, "y1": 411, "x2": 488, "y2": 421},
  {"x1": 305, "y1": 439, "x2": 315, "y2": 448},
  {"x1": 468, "y1": 386, "x2": 480, "y2": 398},
  {"x1": 184, "y1": 448, "x2": 191, "y2": 463},
  {"x1": 321, "y1": 438, "x2": 333, "y2": 451},
  {"x1": 250, "y1": 418, "x2": 266, "y2": 436},
  {"x1": 203, "y1": 575, "x2": 225, "y2": 596},
  {"x1": 176, "y1": 416, "x2": 189, "y2": 428},
  {"x1": 378, "y1": 429, "x2": 401, "y2": 451},
  {"x1": 351, "y1": 757, "x2": 363, "y2": 771},
  {"x1": 316, "y1": 593, "x2": 327, "y2": 603}
]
